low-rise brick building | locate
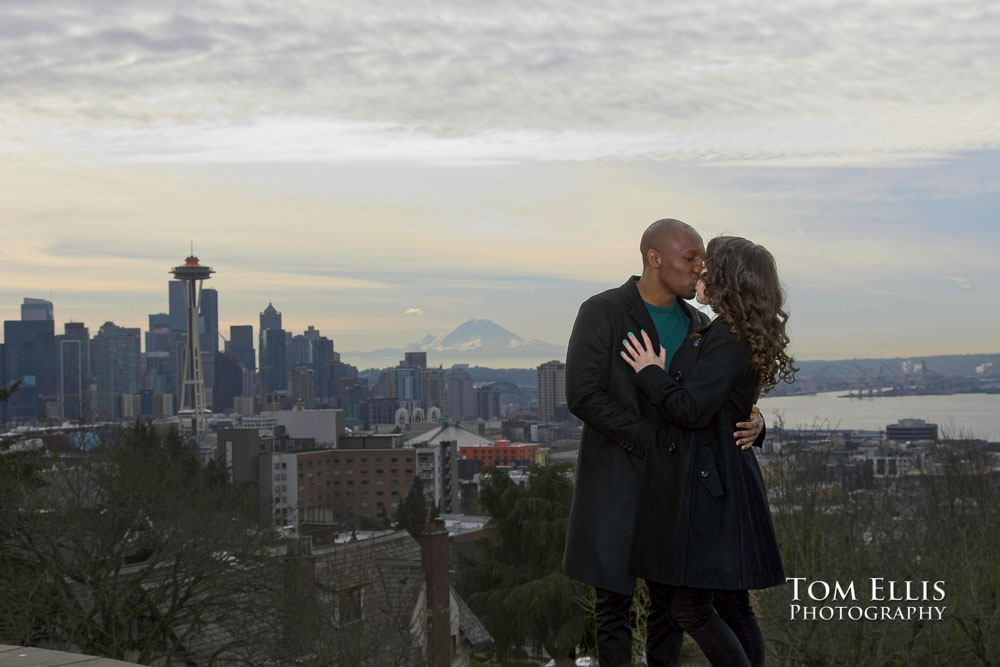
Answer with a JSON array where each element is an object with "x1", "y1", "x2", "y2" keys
[{"x1": 459, "y1": 439, "x2": 538, "y2": 468}]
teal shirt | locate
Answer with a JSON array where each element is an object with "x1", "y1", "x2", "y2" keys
[{"x1": 644, "y1": 300, "x2": 690, "y2": 369}]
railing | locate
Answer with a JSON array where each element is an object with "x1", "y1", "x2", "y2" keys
[{"x1": 0, "y1": 644, "x2": 141, "y2": 666}]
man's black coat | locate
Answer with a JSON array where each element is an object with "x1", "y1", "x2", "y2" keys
[{"x1": 562, "y1": 276, "x2": 710, "y2": 595}]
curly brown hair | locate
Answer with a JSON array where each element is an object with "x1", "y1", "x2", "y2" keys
[{"x1": 702, "y1": 235, "x2": 797, "y2": 395}]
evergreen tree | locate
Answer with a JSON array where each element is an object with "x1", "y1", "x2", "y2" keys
[
  {"x1": 456, "y1": 464, "x2": 588, "y2": 666},
  {"x1": 395, "y1": 475, "x2": 427, "y2": 536}
]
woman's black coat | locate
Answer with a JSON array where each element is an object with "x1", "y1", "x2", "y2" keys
[
  {"x1": 562, "y1": 277, "x2": 712, "y2": 595},
  {"x1": 628, "y1": 318, "x2": 785, "y2": 591}
]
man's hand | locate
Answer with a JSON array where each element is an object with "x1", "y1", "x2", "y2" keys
[{"x1": 734, "y1": 405, "x2": 764, "y2": 450}]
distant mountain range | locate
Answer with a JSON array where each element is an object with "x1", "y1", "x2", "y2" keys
[
  {"x1": 763, "y1": 353, "x2": 1000, "y2": 396},
  {"x1": 342, "y1": 318, "x2": 566, "y2": 369},
  {"x1": 342, "y1": 319, "x2": 1000, "y2": 382}
]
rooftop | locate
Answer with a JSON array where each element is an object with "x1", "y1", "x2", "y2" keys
[{"x1": 403, "y1": 422, "x2": 493, "y2": 447}]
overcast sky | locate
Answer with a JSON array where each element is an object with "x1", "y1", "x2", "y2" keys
[{"x1": 2, "y1": 0, "x2": 998, "y2": 365}]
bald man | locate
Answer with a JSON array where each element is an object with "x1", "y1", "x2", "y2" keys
[{"x1": 563, "y1": 219, "x2": 764, "y2": 667}]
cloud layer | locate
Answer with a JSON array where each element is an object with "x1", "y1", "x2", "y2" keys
[
  {"x1": 3, "y1": 2, "x2": 1000, "y2": 363},
  {"x1": 4, "y1": 1, "x2": 1000, "y2": 165}
]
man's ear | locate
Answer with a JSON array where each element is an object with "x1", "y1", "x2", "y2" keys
[{"x1": 647, "y1": 249, "x2": 661, "y2": 268}]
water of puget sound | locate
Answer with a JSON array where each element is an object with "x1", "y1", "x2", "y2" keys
[{"x1": 756, "y1": 390, "x2": 1000, "y2": 442}]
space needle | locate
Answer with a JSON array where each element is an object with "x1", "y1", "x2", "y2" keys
[{"x1": 171, "y1": 249, "x2": 214, "y2": 436}]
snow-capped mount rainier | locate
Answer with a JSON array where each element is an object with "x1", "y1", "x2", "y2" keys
[
  {"x1": 343, "y1": 319, "x2": 566, "y2": 369},
  {"x1": 417, "y1": 318, "x2": 550, "y2": 352}
]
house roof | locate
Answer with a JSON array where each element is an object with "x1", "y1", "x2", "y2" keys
[
  {"x1": 455, "y1": 593, "x2": 493, "y2": 647},
  {"x1": 403, "y1": 423, "x2": 493, "y2": 447},
  {"x1": 313, "y1": 530, "x2": 492, "y2": 649}
]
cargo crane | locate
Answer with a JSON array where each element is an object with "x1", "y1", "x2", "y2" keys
[{"x1": 848, "y1": 363, "x2": 885, "y2": 397}]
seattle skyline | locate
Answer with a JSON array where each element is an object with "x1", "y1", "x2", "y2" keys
[{"x1": 3, "y1": 1, "x2": 999, "y2": 363}]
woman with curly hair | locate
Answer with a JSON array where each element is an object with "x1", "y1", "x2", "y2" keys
[{"x1": 620, "y1": 235, "x2": 796, "y2": 667}]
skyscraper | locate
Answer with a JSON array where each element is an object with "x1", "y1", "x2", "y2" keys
[
  {"x1": 446, "y1": 366, "x2": 475, "y2": 419},
  {"x1": 145, "y1": 314, "x2": 172, "y2": 396},
  {"x1": 476, "y1": 384, "x2": 501, "y2": 421},
  {"x1": 168, "y1": 281, "x2": 186, "y2": 333},
  {"x1": 391, "y1": 362, "x2": 421, "y2": 401},
  {"x1": 259, "y1": 303, "x2": 281, "y2": 365},
  {"x1": 303, "y1": 325, "x2": 321, "y2": 345},
  {"x1": 344, "y1": 384, "x2": 367, "y2": 425},
  {"x1": 291, "y1": 334, "x2": 311, "y2": 366},
  {"x1": 537, "y1": 360, "x2": 566, "y2": 424},
  {"x1": 213, "y1": 350, "x2": 245, "y2": 413},
  {"x1": 146, "y1": 314, "x2": 171, "y2": 353},
  {"x1": 167, "y1": 331, "x2": 187, "y2": 408},
  {"x1": 1, "y1": 316, "x2": 56, "y2": 423},
  {"x1": 229, "y1": 325, "x2": 255, "y2": 372},
  {"x1": 405, "y1": 351, "x2": 428, "y2": 369},
  {"x1": 91, "y1": 322, "x2": 141, "y2": 421},
  {"x1": 370, "y1": 369, "x2": 392, "y2": 398},
  {"x1": 21, "y1": 297, "x2": 54, "y2": 321},
  {"x1": 198, "y1": 287, "x2": 218, "y2": 406},
  {"x1": 291, "y1": 365, "x2": 316, "y2": 408},
  {"x1": 420, "y1": 366, "x2": 446, "y2": 417},
  {"x1": 58, "y1": 322, "x2": 90, "y2": 421},
  {"x1": 200, "y1": 288, "x2": 219, "y2": 353},
  {"x1": 312, "y1": 336, "x2": 335, "y2": 403},
  {"x1": 261, "y1": 327, "x2": 287, "y2": 393},
  {"x1": 165, "y1": 283, "x2": 189, "y2": 410}
]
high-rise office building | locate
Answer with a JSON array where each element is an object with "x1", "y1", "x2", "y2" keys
[
  {"x1": 145, "y1": 314, "x2": 172, "y2": 396},
  {"x1": 229, "y1": 325, "x2": 255, "y2": 372},
  {"x1": 312, "y1": 336, "x2": 335, "y2": 403},
  {"x1": 370, "y1": 369, "x2": 392, "y2": 398},
  {"x1": 200, "y1": 288, "x2": 219, "y2": 353},
  {"x1": 537, "y1": 360, "x2": 566, "y2": 424},
  {"x1": 475, "y1": 385, "x2": 501, "y2": 421},
  {"x1": 198, "y1": 287, "x2": 218, "y2": 406},
  {"x1": 58, "y1": 322, "x2": 90, "y2": 421},
  {"x1": 344, "y1": 385, "x2": 367, "y2": 425},
  {"x1": 329, "y1": 362, "x2": 359, "y2": 409},
  {"x1": 91, "y1": 322, "x2": 141, "y2": 420},
  {"x1": 446, "y1": 367, "x2": 475, "y2": 419},
  {"x1": 1, "y1": 314, "x2": 56, "y2": 424},
  {"x1": 146, "y1": 314, "x2": 171, "y2": 353},
  {"x1": 420, "y1": 367, "x2": 446, "y2": 416},
  {"x1": 166, "y1": 283, "x2": 189, "y2": 410},
  {"x1": 405, "y1": 351, "x2": 427, "y2": 369},
  {"x1": 145, "y1": 351, "x2": 172, "y2": 395},
  {"x1": 291, "y1": 365, "x2": 316, "y2": 408},
  {"x1": 168, "y1": 281, "x2": 186, "y2": 333},
  {"x1": 21, "y1": 297, "x2": 54, "y2": 321},
  {"x1": 391, "y1": 363, "x2": 421, "y2": 401},
  {"x1": 167, "y1": 331, "x2": 187, "y2": 406},
  {"x1": 303, "y1": 325, "x2": 321, "y2": 345},
  {"x1": 213, "y1": 350, "x2": 246, "y2": 413},
  {"x1": 291, "y1": 334, "x2": 311, "y2": 366},
  {"x1": 261, "y1": 328, "x2": 287, "y2": 393},
  {"x1": 259, "y1": 303, "x2": 281, "y2": 365}
]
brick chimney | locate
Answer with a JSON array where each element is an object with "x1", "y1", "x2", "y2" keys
[{"x1": 419, "y1": 518, "x2": 450, "y2": 667}]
